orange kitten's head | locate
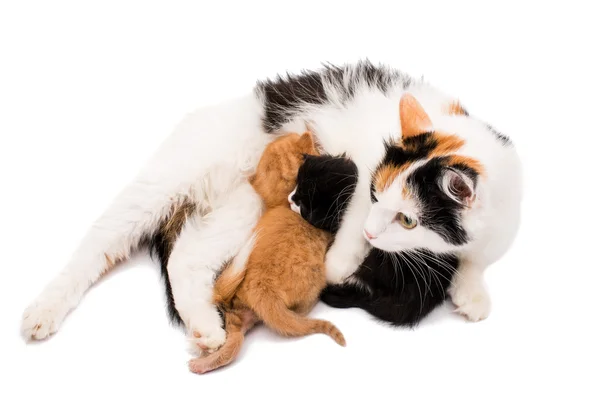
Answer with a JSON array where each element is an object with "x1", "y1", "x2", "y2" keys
[{"x1": 250, "y1": 132, "x2": 318, "y2": 208}]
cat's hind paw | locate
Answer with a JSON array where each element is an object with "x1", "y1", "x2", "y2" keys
[
  {"x1": 188, "y1": 328, "x2": 226, "y2": 355},
  {"x1": 21, "y1": 295, "x2": 71, "y2": 340}
]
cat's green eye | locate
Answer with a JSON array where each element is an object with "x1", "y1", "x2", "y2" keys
[{"x1": 396, "y1": 212, "x2": 417, "y2": 229}]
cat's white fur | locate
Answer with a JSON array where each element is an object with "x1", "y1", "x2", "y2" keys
[
  {"x1": 365, "y1": 99, "x2": 522, "y2": 321},
  {"x1": 21, "y1": 72, "x2": 519, "y2": 348}
]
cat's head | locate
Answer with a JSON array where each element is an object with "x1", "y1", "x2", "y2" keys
[
  {"x1": 365, "y1": 93, "x2": 483, "y2": 253},
  {"x1": 250, "y1": 131, "x2": 318, "y2": 208},
  {"x1": 289, "y1": 154, "x2": 358, "y2": 234}
]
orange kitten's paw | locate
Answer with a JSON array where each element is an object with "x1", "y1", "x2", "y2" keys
[{"x1": 188, "y1": 357, "x2": 213, "y2": 374}]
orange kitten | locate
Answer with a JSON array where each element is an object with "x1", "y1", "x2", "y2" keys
[{"x1": 188, "y1": 132, "x2": 346, "y2": 374}]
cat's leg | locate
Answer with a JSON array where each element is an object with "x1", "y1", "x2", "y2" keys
[
  {"x1": 449, "y1": 257, "x2": 491, "y2": 322},
  {"x1": 324, "y1": 175, "x2": 371, "y2": 284},
  {"x1": 320, "y1": 284, "x2": 367, "y2": 309},
  {"x1": 21, "y1": 171, "x2": 187, "y2": 340},
  {"x1": 21, "y1": 93, "x2": 265, "y2": 340},
  {"x1": 168, "y1": 182, "x2": 262, "y2": 354}
]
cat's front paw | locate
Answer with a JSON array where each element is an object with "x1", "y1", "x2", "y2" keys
[
  {"x1": 325, "y1": 249, "x2": 359, "y2": 284},
  {"x1": 450, "y1": 279, "x2": 491, "y2": 322},
  {"x1": 21, "y1": 294, "x2": 71, "y2": 340}
]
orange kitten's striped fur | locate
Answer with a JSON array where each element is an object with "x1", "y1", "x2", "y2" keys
[{"x1": 188, "y1": 132, "x2": 346, "y2": 374}]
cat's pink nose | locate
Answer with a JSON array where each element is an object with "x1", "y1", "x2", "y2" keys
[{"x1": 364, "y1": 229, "x2": 376, "y2": 240}]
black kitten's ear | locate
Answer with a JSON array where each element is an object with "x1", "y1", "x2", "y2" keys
[{"x1": 440, "y1": 168, "x2": 475, "y2": 207}]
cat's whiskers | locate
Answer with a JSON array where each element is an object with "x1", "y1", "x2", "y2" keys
[
  {"x1": 410, "y1": 251, "x2": 445, "y2": 293},
  {"x1": 398, "y1": 251, "x2": 425, "y2": 313},
  {"x1": 412, "y1": 249, "x2": 461, "y2": 290}
]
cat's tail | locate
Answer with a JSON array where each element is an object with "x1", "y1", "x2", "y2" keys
[
  {"x1": 188, "y1": 308, "x2": 257, "y2": 374},
  {"x1": 251, "y1": 292, "x2": 346, "y2": 347},
  {"x1": 212, "y1": 233, "x2": 257, "y2": 304}
]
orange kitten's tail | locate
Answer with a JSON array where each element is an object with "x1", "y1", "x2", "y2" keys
[
  {"x1": 189, "y1": 309, "x2": 257, "y2": 374},
  {"x1": 251, "y1": 293, "x2": 346, "y2": 347},
  {"x1": 212, "y1": 234, "x2": 257, "y2": 304}
]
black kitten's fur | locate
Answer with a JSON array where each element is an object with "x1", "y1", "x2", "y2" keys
[
  {"x1": 292, "y1": 154, "x2": 358, "y2": 235},
  {"x1": 292, "y1": 154, "x2": 459, "y2": 327}
]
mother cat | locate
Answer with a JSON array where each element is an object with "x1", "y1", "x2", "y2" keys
[{"x1": 21, "y1": 60, "x2": 522, "y2": 351}]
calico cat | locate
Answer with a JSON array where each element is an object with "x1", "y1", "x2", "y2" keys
[
  {"x1": 291, "y1": 154, "x2": 459, "y2": 326},
  {"x1": 23, "y1": 61, "x2": 521, "y2": 354},
  {"x1": 188, "y1": 132, "x2": 346, "y2": 374}
]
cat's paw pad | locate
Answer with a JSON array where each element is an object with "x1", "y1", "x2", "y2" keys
[
  {"x1": 21, "y1": 296, "x2": 70, "y2": 340},
  {"x1": 450, "y1": 284, "x2": 491, "y2": 322},
  {"x1": 188, "y1": 327, "x2": 226, "y2": 355}
]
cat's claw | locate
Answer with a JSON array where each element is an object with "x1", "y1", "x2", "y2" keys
[
  {"x1": 450, "y1": 281, "x2": 491, "y2": 322},
  {"x1": 21, "y1": 295, "x2": 71, "y2": 340}
]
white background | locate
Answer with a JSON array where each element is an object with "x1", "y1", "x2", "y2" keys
[{"x1": 1, "y1": 1, "x2": 598, "y2": 398}]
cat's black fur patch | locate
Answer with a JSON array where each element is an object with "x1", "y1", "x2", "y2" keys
[
  {"x1": 407, "y1": 157, "x2": 470, "y2": 246},
  {"x1": 293, "y1": 154, "x2": 459, "y2": 327},
  {"x1": 486, "y1": 123, "x2": 512, "y2": 146},
  {"x1": 146, "y1": 231, "x2": 184, "y2": 326},
  {"x1": 257, "y1": 70, "x2": 328, "y2": 133},
  {"x1": 256, "y1": 60, "x2": 411, "y2": 132}
]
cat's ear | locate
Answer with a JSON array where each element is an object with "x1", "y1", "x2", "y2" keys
[
  {"x1": 298, "y1": 131, "x2": 316, "y2": 153},
  {"x1": 440, "y1": 168, "x2": 476, "y2": 207},
  {"x1": 399, "y1": 93, "x2": 433, "y2": 138}
]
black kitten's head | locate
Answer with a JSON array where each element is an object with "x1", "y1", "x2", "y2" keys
[{"x1": 289, "y1": 154, "x2": 358, "y2": 234}]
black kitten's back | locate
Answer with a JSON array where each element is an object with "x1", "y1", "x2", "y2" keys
[{"x1": 321, "y1": 249, "x2": 459, "y2": 327}]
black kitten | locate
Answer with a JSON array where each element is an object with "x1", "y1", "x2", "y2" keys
[
  {"x1": 292, "y1": 154, "x2": 459, "y2": 327},
  {"x1": 291, "y1": 153, "x2": 358, "y2": 234}
]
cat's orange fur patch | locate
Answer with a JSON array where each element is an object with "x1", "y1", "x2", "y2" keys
[
  {"x1": 103, "y1": 252, "x2": 127, "y2": 273},
  {"x1": 374, "y1": 164, "x2": 404, "y2": 192},
  {"x1": 430, "y1": 133, "x2": 466, "y2": 157},
  {"x1": 446, "y1": 155, "x2": 486, "y2": 176},
  {"x1": 446, "y1": 101, "x2": 468, "y2": 116},
  {"x1": 402, "y1": 185, "x2": 410, "y2": 199}
]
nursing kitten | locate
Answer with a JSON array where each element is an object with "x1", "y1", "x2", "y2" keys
[
  {"x1": 291, "y1": 154, "x2": 459, "y2": 326},
  {"x1": 189, "y1": 132, "x2": 346, "y2": 374}
]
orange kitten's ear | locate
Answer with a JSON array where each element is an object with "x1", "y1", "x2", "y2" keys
[
  {"x1": 297, "y1": 131, "x2": 316, "y2": 153},
  {"x1": 399, "y1": 93, "x2": 433, "y2": 138}
]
